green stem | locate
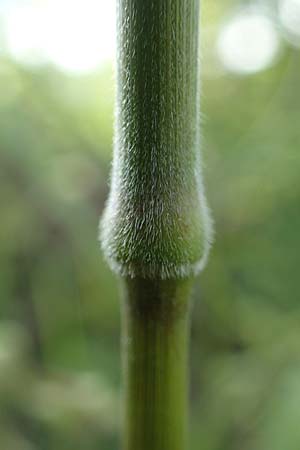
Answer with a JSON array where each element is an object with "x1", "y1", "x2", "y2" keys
[
  {"x1": 100, "y1": 0, "x2": 212, "y2": 448},
  {"x1": 101, "y1": 0, "x2": 211, "y2": 280},
  {"x1": 122, "y1": 278, "x2": 193, "y2": 450}
]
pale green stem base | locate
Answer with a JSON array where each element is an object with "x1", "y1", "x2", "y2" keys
[{"x1": 121, "y1": 277, "x2": 193, "y2": 450}]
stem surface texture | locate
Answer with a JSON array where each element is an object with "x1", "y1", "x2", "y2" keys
[
  {"x1": 100, "y1": 1, "x2": 212, "y2": 449},
  {"x1": 122, "y1": 278, "x2": 192, "y2": 450},
  {"x1": 101, "y1": 0, "x2": 211, "y2": 279}
]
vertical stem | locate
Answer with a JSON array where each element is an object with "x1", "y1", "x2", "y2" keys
[
  {"x1": 100, "y1": 0, "x2": 212, "y2": 448},
  {"x1": 122, "y1": 278, "x2": 193, "y2": 450},
  {"x1": 101, "y1": 0, "x2": 211, "y2": 280}
]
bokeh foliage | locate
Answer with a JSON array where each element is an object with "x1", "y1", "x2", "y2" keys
[{"x1": 0, "y1": 1, "x2": 300, "y2": 449}]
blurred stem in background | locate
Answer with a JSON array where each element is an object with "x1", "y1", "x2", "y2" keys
[{"x1": 100, "y1": 0, "x2": 211, "y2": 449}]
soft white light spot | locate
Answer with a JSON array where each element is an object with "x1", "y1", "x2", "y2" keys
[
  {"x1": 217, "y1": 13, "x2": 280, "y2": 75},
  {"x1": 43, "y1": 0, "x2": 116, "y2": 75},
  {"x1": 2, "y1": 0, "x2": 116, "y2": 75},
  {"x1": 3, "y1": 4, "x2": 46, "y2": 66},
  {"x1": 279, "y1": 0, "x2": 300, "y2": 47}
]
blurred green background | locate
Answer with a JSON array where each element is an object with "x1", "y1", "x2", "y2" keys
[{"x1": 0, "y1": 0, "x2": 300, "y2": 449}]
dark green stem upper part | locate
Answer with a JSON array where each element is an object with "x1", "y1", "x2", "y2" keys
[
  {"x1": 122, "y1": 278, "x2": 193, "y2": 450},
  {"x1": 101, "y1": 0, "x2": 211, "y2": 279}
]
